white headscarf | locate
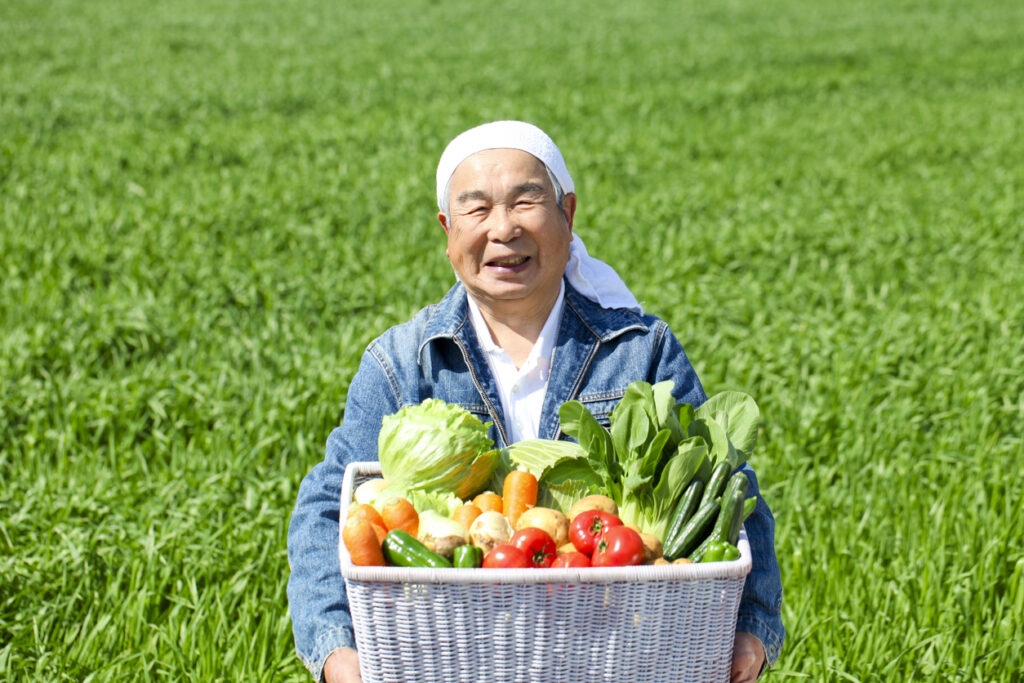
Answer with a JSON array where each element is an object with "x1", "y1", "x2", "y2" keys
[{"x1": 436, "y1": 120, "x2": 643, "y2": 314}]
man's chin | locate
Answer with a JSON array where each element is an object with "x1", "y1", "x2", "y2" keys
[{"x1": 466, "y1": 280, "x2": 534, "y2": 303}]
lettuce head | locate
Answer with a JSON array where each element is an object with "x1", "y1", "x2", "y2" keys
[{"x1": 378, "y1": 399, "x2": 499, "y2": 515}]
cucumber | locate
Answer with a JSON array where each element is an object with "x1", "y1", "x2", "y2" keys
[
  {"x1": 711, "y1": 489, "x2": 743, "y2": 544},
  {"x1": 700, "y1": 470, "x2": 747, "y2": 550},
  {"x1": 721, "y1": 471, "x2": 749, "y2": 502},
  {"x1": 382, "y1": 530, "x2": 452, "y2": 568},
  {"x1": 699, "y1": 460, "x2": 731, "y2": 509},
  {"x1": 664, "y1": 496, "x2": 720, "y2": 560},
  {"x1": 727, "y1": 494, "x2": 747, "y2": 547},
  {"x1": 662, "y1": 478, "x2": 704, "y2": 549},
  {"x1": 742, "y1": 496, "x2": 757, "y2": 522},
  {"x1": 692, "y1": 489, "x2": 744, "y2": 561}
]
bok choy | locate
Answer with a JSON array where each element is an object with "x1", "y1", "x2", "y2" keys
[{"x1": 538, "y1": 381, "x2": 760, "y2": 540}]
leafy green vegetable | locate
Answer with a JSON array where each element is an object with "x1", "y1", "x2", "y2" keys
[
  {"x1": 532, "y1": 453, "x2": 603, "y2": 512},
  {"x1": 693, "y1": 392, "x2": 760, "y2": 469},
  {"x1": 378, "y1": 398, "x2": 500, "y2": 515},
  {"x1": 492, "y1": 438, "x2": 586, "y2": 486},
  {"x1": 545, "y1": 382, "x2": 761, "y2": 540},
  {"x1": 557, "y1": 401, "x2": 620, "y2": 498},
  {"x1": 498, "y1": 438, "x2": 589, "y2": 512}
]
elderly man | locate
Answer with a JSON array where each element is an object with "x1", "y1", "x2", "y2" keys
[{"x1": 287, "y1": 121, "x2": 784, "y2": 682}]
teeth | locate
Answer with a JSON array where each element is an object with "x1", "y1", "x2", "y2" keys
[{"x1": 492, "y1": 256, "x2": 527, "y2": 266}]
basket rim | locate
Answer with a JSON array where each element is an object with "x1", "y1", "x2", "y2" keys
[{"x1": 339, "y1": 460, "x2": 752, "y2": 585}]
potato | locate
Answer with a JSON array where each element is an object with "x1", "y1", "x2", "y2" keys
[
  {"x1": 557, "y1": 542, "x2": 577, "y2": 554},
  {"x1": 638, "y1": 532, "x2": 663, "y2": 563},
  {"x1": 653, "y1": 557, "x2": 671, "y2": 566},
  {"x1": 515, "y1": 507, "x2": 569, "y2": 547},
  {"x1": 568, "y1": 495, "x2": 618, "y2": 522}
]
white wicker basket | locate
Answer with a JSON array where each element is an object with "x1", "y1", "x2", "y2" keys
[{"x1": 339, "y1": 461, "x2": 751, "y2": 683}]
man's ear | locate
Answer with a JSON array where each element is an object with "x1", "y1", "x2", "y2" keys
[
  {"x1": 562, "y1": 193, "x2": 577, "y2": 233},
  {"x1": 438, "y1": 211, "x2": 451, "y2": 236}
]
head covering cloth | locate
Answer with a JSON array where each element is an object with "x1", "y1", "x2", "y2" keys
[{"x1": 436, "y1": 120, "x2": 643, "y2": 313}]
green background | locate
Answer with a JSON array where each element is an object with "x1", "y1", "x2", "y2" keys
[{"x1": 2, "y1": 0, "x2": 1022, "y2": 679}]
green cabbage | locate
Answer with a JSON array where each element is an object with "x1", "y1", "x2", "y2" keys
[{"x1": 377, "y1": 399, "x2": 500, "y2": 515}]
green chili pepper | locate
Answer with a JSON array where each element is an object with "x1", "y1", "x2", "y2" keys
[{"x1": 453, "y1": 544, "x2": 483, "y2": 568}]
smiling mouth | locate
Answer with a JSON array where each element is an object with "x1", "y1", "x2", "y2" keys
[{"x1": 487, "y1": 256, "x2": 530, "y2": 267}]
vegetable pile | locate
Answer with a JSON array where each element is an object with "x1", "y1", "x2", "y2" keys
[{"x1": 343, "y1": 384, "x2": 763, "y2": 570}]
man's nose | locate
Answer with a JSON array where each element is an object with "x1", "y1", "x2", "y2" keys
[{"x1": 487, "y1": 207, "x2": 521, "y2": 242}]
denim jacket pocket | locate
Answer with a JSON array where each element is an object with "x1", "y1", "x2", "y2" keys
[
  {"x1": 451, "y1": 402, "x2": 491, "y2": 423},
  {"x1": 575, "y1": 389, "x2": 627, "y2": 426}
]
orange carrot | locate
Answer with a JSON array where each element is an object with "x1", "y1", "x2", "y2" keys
[
  {"x1": 381, "y1": 497, "x2": 419, "y2": 537},
  {"x1": 369, "y1": 522, "x2": 388, "y2": 544},
  {"x1": 473, "y1": 492, "x2": 504, "y2": 514},
  {"x1": 452, "y1": 503, "x2": 483, "y2": 532},
  {"x1": 502, "y1": 470, "x2": 538, "y2": 526},
  {"x1": 342, "y1": 518, "x2": 385, "y2": 566},
  {"x1": 348, "y1": 503, "x2": 386, "y2": 529}
]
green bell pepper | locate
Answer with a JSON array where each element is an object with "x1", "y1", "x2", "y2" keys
[
  {"x1": 453, "y1": 544, "x2": 483, "y2": 568},
  {"x1": 702, "y1": 540, "x2": 740, "y2": 563}
]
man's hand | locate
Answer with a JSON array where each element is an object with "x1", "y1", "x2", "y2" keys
[
  {"x1": 731, "y1": 631, "x2": 766, "y2": 682},
  {"x1": 323, "y1": 648, "x2": 361, "y2": 683}
]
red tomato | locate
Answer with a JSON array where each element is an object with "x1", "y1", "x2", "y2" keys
[
  {"x1": 591, "y1": 526, "x2": 645, "y2": 567},
  {"x1": 509, "y1": 527, "x2": 557, "y2": 568},
  {"x1": 550, "y1": 551, "x2": 591, "y2": 568},
  {"x1": 569, "y1": 510, "x2": 622, "y2": 556},
  {"x1": 483, "y1": 544, "x2": 531, "y2": 569}
]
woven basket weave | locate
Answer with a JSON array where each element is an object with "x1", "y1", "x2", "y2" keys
[{"x1": 339, "y1": 461, "x2": 750, "y2": 683}]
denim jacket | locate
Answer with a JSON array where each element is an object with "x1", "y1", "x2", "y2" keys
[{"x1": 287, "y1": 281, "x2": 785, "y2": 680}]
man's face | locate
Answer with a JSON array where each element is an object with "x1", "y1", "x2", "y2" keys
[{"x1": 439, "y1": 148, "x2": 575, "y2": 314}]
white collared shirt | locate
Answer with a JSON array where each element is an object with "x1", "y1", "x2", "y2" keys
[{"x1": 466, "y1": 282, "x2": 565, "y2": 444}]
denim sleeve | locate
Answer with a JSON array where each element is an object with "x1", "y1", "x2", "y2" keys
[
  {"x1": 734, "y1": 462, "x2": 786, "y2": 668},
  {"x1": 286, "y1": 347, "x2": 400, "y2": 681},
  {"x1": 647, "y1": 319, "x2": 708, "y2": 407}
]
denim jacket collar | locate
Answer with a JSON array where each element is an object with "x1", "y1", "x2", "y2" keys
[{"x1": 418, "y1": 280, "x2": 649, "y2": 444}]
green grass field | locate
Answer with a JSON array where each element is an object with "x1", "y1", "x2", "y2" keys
[{"x1": 2, "y1": 0, "x2": 1022, "y2": 679}]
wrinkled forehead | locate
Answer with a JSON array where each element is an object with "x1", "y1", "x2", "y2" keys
[{"x1": 447, "y1": 148, "x2": 552, "y2": 197}]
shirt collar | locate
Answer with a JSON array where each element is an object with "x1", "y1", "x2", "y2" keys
[
  {"x1": 465, "y1": 281, "x2": 565, "y2": 368},
  {"x1": 418, "y1": 279, "x2": 649, "y2": 364}
]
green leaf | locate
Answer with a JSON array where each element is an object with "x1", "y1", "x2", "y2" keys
[
  {"x1": 538, "y1": 456, "x2": 606, "y2": 511},
  {"x1": 652, "y1": 380, "x2": 688, "y2": 465},
  {"x1": 689, "y1": 416, "x2": 732, "y2": 465},
  {"x1": 652, "y1": 437, "x2": 707, "y2": 506},
  {"x1": 538, "y1": 478, "x2": 599, "y2": 515},
  {"x1": 638, "y1": 428, "x2": 672, "y2": 479},
  {"x1": 644, "y1": 438, "x2": 707, "y2": 538},
  {"x1": 695, "y1": 391, "x2": 760, "y2": 466},
  {"x1": 401, "y1": 489, "x2": 463, "y2": 516},
  {"x1": 676, "y1": 402, "x2": 695, "y2": 436},
  {"x1": 559, "y1": 400, "x2": 618, "y2": 485},
  {"x1": 609, "y1": 382, "x2": 656, "y2": 465},
  {"x1": 502, "y1": 438, "x2": 587, "y2": 479},
  {"x1": 652, "y1": 381, "x2": 677, "y2": 429},
  {"x1": 540, "y1": 455, "x2": 602, "y2": 486}
]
